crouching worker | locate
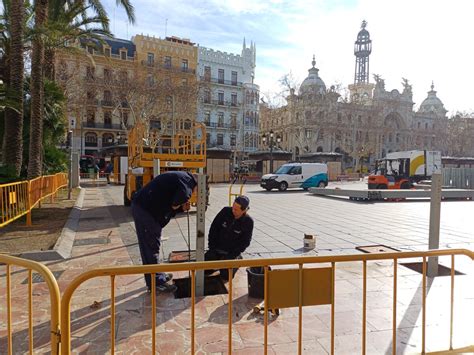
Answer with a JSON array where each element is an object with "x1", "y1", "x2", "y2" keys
[
  {"x1": 205, "y1": 195, "x2": 253, "y2": 280},
  {"x1": 131, "y1": 171, "x2": 197, "y2": 293}
]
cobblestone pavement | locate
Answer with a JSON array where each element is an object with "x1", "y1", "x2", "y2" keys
[{"x1": 0, "y1": 181, "x2": 472, "y2": 354}]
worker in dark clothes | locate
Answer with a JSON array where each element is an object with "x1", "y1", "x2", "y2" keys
[
  {"x1": 131, "y1": 171, "x2": 197, "y2": 292},
  {"x1": 205, "y1": 195, "x2": 253, "y2": 280}
]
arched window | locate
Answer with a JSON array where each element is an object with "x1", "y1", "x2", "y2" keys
[
  {"x1": 85, "y1": 132, "x2": 98, "y2": 147},
  {"x1": 102, "y1": 133, "x2": 114, "y2": 147},
  {"x1": 317, "y1": 146, "x2": 323, "y2": 152}
]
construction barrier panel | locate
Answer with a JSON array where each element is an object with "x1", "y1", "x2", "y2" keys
[
  {"x1": 59, "y1": 248, "x2": 474, "y2": 354},
  {"x1": 0, "y1": 254, "x2": 61, "y2": 354},
  {"x1": 0, "y1": 173, "x2": 68, "y2": 228}
]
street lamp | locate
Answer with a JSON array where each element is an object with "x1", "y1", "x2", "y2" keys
[
  {"x1": 262, "y1": 130, "x2": 281, "y2": 173},
  {"x1": 68, "y1": 130, "x2": 73, "y2": 200}
]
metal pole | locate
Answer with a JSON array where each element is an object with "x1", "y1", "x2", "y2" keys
[
  {"x1": 270, "y1": 143, "x2": 273, "y2": 173},
  {"x1": 68, "y1": 131, "x2": 73, "y2": 200},
  {"x1": 428, "y1": 172, "x2": 442, "y2": 277},
  {"x1": 195, "y1": 174, "x2": 206, "y2": 296}
]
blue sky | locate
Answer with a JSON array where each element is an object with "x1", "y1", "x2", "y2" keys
[{"x1": 104, "y1": 0, "x2": 474, "y2": 115}]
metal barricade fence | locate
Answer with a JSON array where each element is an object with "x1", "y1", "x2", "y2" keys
[
  {"x1": 0, "y1": 180, "x2": 29, "y2": 228},
  {"x1": 59, "y1": 249, "x2": 474, "y2": 355},
  {"x1": 0, "y1": 173, "x2": 68, "y2": 228},
  {"x1": 0, "y1": 254, "x2": 61, "y2": 354}
]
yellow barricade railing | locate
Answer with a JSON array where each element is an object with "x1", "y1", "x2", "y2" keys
[
  {"x1": 0, "y1": 254, "x2": 61, "y2": 355},
  {"x1": 59, "y1": 248, "x2": 474, "y2": 354},
  {"x1": 0, "y1": 172, "x2": 68, "y2": 228}
]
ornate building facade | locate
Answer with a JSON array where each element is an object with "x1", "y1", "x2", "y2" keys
[
  {"x1": 259, "y1": 22, "x2": 452, "y2": 169},
  {"x1": 197, "y1": 39, "x2": 259, "y2": 154}
]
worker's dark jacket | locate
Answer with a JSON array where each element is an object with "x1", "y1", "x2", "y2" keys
[
  {"x1": 208, "y1": 207, "x2": 253, "y2": 259},
  {"x1": 132, "y1": 171, "x2": 196, "y2": 228}
]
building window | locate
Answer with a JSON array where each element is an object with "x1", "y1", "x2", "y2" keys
[
  {"x1": 120, "y1": 50, "x2": 126, "y2": 60},
  {"x1": 166, "y1": 96, "x2": 172, "y2": 106},
  {"x1": 164, "y1": 56, "x2": 171, "y2": 68},
  {"x1": 425, "y1": 122, "x2": 428, "y2": 129},
  {"x1": 231, "y1": 71, "x2": 238, "y2": 85},
  {"x1": 230, "y1": 113, "x2": 237, "y2": 129},
  {"x1": 218, "y1": 69, "x2": 224, "y2": 84},
  {"x1": 218, "y1": 112, "x2": 224, "y2": 127},
  {"x1": 217, "y1": 133, "x2": 224, "y2": 145},
  {"x1": 122, "y1": 111, "x2": 129, "y2": 127},
  {"x1": 147, "y1": 74, "x2": 154, "y2": 87},
  {"x1": 103, "y1": 68, "x2": 112, "y2": 83},
  {"x1": 204, "y1": 112, "x2": 211, "y2": 126},
  {"x1": 119, "y1": 70, "x2": 128, "y2": 82},
  {"x1": 86, "y1": 110, "x2": 95, "y2": 125},
  {"x1": 86, "y1": 66, "x2": 94, "y2": 80},
  {"x1": 104, "y1": 111, "x2": 112, "y2": 127},
  {"x1": 85, "y1": 132, "x2": 98, "y2": 146},
  {"x1": 147, "y1": 53, "x2": 154, "y2": 66},
  {"x1": 181, "y1": 59, "x2": 188, "y2": 72},
  {"x1": 230, "y1": 134, "x2": 236, "y2": 146},
  {"x1": 218, "y1": 92, "x2": 224, "y2": 105},
  {"x1": 204, "y1": 90, "x2": 211, "y2": 104},
  {"x1": 305, "y1": 129, "x2": 312, "y2": 139},
  {"x1": 206, "y1": 133, "x2": 211, "y2": 145},
  {"x1": 204, "y1": 66, "x2": 211, "y2": 81},
  {"x1": 104, "y1": 47, "x2": 111, "y2": 57},
  {"x1": 102, "y1": 133, "x2": 114, "y2": 147},
  {"x1": 231, "y1": 93, "x2": 237, "y2": 106},
  {"x1": 103, "y1": 90, "x2": 112, "y2": 106}
]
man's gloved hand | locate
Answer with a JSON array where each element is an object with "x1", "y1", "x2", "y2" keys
[{"x1": 182, "y1": 201, "x2": 191, "y2": 211}]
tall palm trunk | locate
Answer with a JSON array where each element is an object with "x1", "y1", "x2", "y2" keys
[
  {"x1": 4, "y1": 0, "x2": 25, "y2": 177},
  {"x1": 28, "y1": 0, "x2": 48, "y2": 179}
]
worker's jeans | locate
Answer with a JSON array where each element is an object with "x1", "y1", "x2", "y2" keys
[
  {"x1": 131, "y1": 202, "x2": 168, "y2": 289},
  {"x1": 204, "y1": 250, "x2": 242, "y2": 280}
]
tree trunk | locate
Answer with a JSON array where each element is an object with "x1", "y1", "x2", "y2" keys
[
  {"x1": 44, "y1": 47, "x2": 55, "y2": 81},
  {"x1": 4, "y1": 0, "x2": 25, "y2": 177},
  {"x1": 28, "y1": 0, "x2": 48, "y2": 179}
]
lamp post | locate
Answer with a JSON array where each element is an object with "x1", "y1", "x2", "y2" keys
[
  {"x1": 68, "y1": 130, "x2": 73, "y2": 200},
  {"x1": 262, "y1": 130, "x2": 281, "y2": 173}
]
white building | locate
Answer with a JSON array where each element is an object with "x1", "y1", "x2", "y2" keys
[{"x1": 197, "y1": 39, "x2": 259, "y2": 158}]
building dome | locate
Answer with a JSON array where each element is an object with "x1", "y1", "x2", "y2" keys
[
  {"x1": 418, "y1": 82, "x2": 446, "y2": 114},
  {"x1": 299, "y1": 55, "x2": 326, "y2": 95}
]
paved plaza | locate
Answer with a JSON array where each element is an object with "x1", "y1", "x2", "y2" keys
[{"x1": 0, "y1": 181, "x2": 473, "y2": 354}]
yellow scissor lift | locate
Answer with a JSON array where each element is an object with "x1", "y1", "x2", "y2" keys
[
  {"x1": 124, "y1": 119, "x2": 207, "y2": 206},
  {"x1": 228, "y1": 177, "x2": 246, "y2": 206}
]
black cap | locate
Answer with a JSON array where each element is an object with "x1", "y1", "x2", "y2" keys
[{"x1": 235, "y1": 195, "x2": 250, "y2": 210}]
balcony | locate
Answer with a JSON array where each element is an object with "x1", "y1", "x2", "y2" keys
[
  {"x1": 101, "y1": 100, "x2": 114, "y2": 107},
  {"x1": 140, "y1": 60, "x2": 196, "y2": 75},
  {"x1": 199, "y1": 76, "x2": 242, "y2": 87},
  {"x1": 82, "y1": 121, "x2": 123, "y2": 130},
  {"x1": 204, "y1": 122, "x2": 239, "y2": 130},
  {"x1": 202, "y1": 99, "x2": 241, "y2": 108}
]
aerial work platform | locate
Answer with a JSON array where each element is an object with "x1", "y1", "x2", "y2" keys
[{"x1": 308, "y1": 187, "x2": 474, "y2": 201}]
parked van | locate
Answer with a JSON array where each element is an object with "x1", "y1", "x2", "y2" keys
[{"x1": 260, "y1": 163, "x2": 328, "y2": 191}]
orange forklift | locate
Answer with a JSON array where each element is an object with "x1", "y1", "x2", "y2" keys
[{"x1": 368, "y1": 150, "x2": 441, "y2": 190}]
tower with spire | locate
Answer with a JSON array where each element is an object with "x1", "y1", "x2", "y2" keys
[{"x1": 349, "y1": 20, "x2": 375, "y2": 104}]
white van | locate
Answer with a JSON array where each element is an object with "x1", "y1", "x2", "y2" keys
[{"x1": 260, "y1": 163, "x2": 328, "y2": 191}]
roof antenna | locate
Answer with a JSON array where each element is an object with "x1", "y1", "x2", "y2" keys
[{"x1": 165, "y1": 18, "x2": 168, "y2": 37}]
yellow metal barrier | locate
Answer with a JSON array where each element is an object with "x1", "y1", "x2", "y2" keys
[
  {"x1": 0, "y1": 172, "x2": 68, "y2": 228},
  {"x1": 0, "y1": 254, "x2": 61, "y2": 354},
  {"x1": 59, "y1": 248, "x2": 474, "y2": 354}
]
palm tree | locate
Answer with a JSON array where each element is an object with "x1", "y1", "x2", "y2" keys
[
  {"x1": 27, "y1": 0, "x2": 48, "y2": 179},
  {"x1": 27, "y1": 0, "x2": 135, "y2": 178},
  {"x1": 2, "y1": 0, "x2": 25, "y2": 177}
]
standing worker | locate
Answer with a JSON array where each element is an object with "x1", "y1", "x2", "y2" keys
[
  {"x1": 131, "y1": 171, "x2": 197, "y2": 292},
  {"x1": 205, "y1": 195, "x2": 253, "y2": 280}
]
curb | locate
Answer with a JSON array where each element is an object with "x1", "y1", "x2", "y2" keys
[{"x1": 19, "y1": 188, "x2": 85, "y2": 261}]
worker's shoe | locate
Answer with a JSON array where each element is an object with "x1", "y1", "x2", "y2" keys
[{"x1": 148, "y1": 282, "x2": 177, "y2": 293}]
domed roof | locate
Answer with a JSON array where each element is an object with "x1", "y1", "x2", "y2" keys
[
  {"x1": 418, "y1": 82, "x2": 446, "y2": 114},
  {"x1": 299, "y1": 55, "x2": 326, "y2": 95}
]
